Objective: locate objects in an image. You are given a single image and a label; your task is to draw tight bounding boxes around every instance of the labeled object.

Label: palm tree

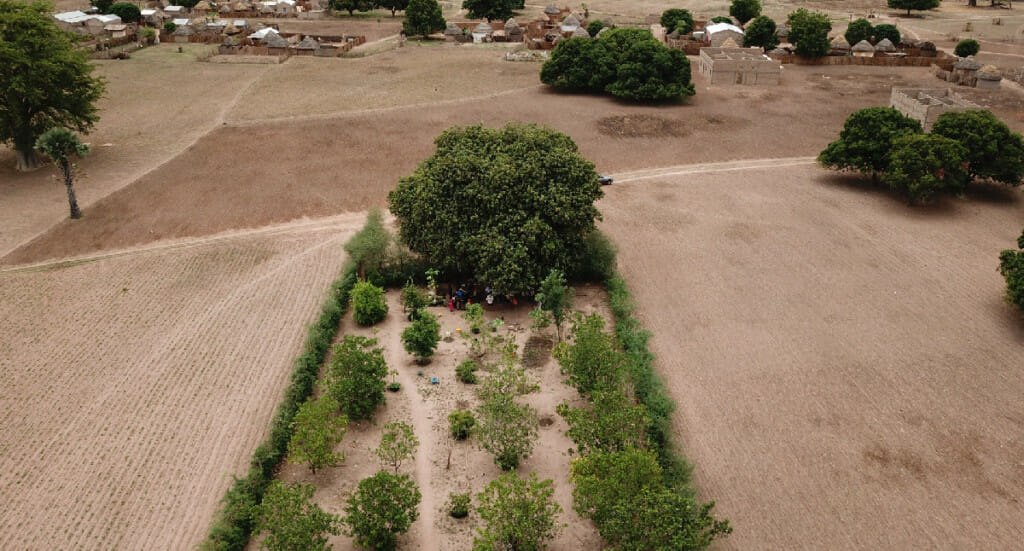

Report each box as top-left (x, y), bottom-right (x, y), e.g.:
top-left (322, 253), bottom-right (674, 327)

top-left (36, 128), bottom-right (89, 219)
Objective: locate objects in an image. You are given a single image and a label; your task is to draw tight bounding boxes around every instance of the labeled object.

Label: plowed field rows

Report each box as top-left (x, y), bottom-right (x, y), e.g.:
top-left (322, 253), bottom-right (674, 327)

top-left (600, 162), bottom-right (1024, 549)
top-left (0, 219), bottom-right (359, 549)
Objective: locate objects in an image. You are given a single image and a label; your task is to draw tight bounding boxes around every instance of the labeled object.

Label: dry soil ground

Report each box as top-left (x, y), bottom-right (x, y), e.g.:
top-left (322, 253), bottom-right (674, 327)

top-left (0, 215), bottom-right (362, 549)
top-left (4, 2), bottom-right (1024, 549)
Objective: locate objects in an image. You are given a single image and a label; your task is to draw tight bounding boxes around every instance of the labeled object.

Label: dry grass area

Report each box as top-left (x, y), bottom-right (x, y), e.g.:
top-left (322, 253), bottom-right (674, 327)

top-left (226, 46), bottom-right (540, 123)
top-left (0, 43), bottom-right (267, 257)
top-left (0, 217), bottom-right (361, 549)
top-left (600, 162), bottom-right (1024, 549)
top-left (274, 289), bottom-right (609, 550)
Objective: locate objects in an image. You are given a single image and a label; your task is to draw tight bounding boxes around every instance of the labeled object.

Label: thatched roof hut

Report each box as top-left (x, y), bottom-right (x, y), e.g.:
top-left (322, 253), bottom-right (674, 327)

top-left (851, 39), bottom-right (874, 55)
top-left (874, 38), bottom-right (896, 52)
top-left (444, 22), bottom-right (462, 38)
top-left (561, 14), bottom-right (579, 28)
top-left (192, 0), bottom-right (212, 12)
top-left (978, 65), bottom-right (1001, 80)
top-left (830, 36), bottom-right (850, 51)
top-left (222, 35), bottom-right (240, 46)
top-left (224, 23), bottom-right (239, 35)
top-left (262, 31), bottom-right (290, 47)
top-left (473, 22), bottom-right (493, 34)
top-left (294, 35), bottom-right (320, 50)
top-left (173, 24), bottom-right (194, 36)
top-left (543, 4), bottom-right (560, 15)
top-left (571, 26), bottom-right (589, 38)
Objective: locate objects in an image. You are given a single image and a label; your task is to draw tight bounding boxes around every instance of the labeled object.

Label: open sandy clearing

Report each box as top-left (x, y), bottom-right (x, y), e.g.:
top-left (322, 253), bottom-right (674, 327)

top-left (0, 215), bottom-right (361, 550)
top-left (599, 161), bottom-right (1024, 549)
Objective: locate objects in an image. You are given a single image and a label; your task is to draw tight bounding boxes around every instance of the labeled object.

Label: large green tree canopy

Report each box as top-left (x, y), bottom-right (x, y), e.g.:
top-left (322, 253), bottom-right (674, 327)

top-left (388, 123), bottom-right (603, 294)
top-left (888, 0), bottom-right (941, 16)
top-left (818, 107), bottom-right (922, 178)
top-left (930, 110), bottom-right (1024, 187)
top-left (0, 0), bottom-right (105, 170)
top-left (743, 15), bottom-right (778, 51)
top-left (729, 0), bottom-right (761, 27)
top-left (786, 8), bottom-right (832, 58)
top-left (540, 28), bottom-right (694, 102)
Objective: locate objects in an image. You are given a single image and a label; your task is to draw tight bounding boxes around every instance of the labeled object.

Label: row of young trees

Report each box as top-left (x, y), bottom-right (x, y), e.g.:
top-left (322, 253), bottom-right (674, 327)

top-left (818, 107), bottom-right (1024, 203)
top-left (844, 18), bottom-right (901, 47)
top-left (539, 28), bottom-right (695, 101)
top-left (554, 313), bottom-right (732, 550)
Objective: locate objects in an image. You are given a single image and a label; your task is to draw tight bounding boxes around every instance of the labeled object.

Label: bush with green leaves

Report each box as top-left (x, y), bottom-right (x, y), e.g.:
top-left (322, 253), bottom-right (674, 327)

top-left (556, 389), bottom-right (650, 455)
top-left (375, 421), bottom-right (419, 474)
top-left (256, 481), bottom-right (340, 551)
top-left (389, 123), bottom-right (604, 294)
top-left (91, 0), bottom-right (113, 13)
top-left (342, 471), bottom-right (421, 551)
top-left (288, 395), bottom-right (348, 474)
top-left (710, 15), bottom-right (732, 24)
top-left (448, 409), bottom-right (477, 440)
top-left (844, 18), bottom-right (873, 46)
top-left (743, 15), bottom-right (778, 51)
top-left (163, 21), bottom-right (177, 33)
top-left (447, 492), bottom-right (472, 518)
top-left (462, 0), bottom-right (518, 22)
top-left (818, 107), bottom-right (922, 179)
top-left (463, 303), bottom-right (485, 333)
top-left (586, 19), bottom-right (605, 37)
top-left (401, 280), bottom-right (428, 312)
top-left (536, 269), bottom-right (573, 341)
top-left (554, 313), bottom-right (628, 396)
top-left (402, 308), bottom-right (441, 364)
top-left (883, 133), bottom-right (969, 204)
top-left (350, 280), bottom-right (388, 325)
top-left (474, 471), bottom-right (562, 551)
top-left (872, 23), bottom-right (900, 45)
top-left (322, 335), bottom-right (388, 421)
top-left (475, 368), bottom-right (539, 469)
top-left (729, 0), bottom-right (760, 27)
top-left (999, 229), bottom-right (1024, 310)
top-left (659, 8), bottom-right (694, 34)
top-left (456, 359), bottom-right (480, 384)
top-left (345, 208), bottom-right (391, 281)
top-left (330, 0), bottom-right (373, 15)
top-left (786, 8), bottom-right (831, 58)
top-left (571, 449), bottom-right (731, 550)
top-left (931, 109), bottom-right (1024, 187)
top-left (955, 38), bottom-right (980, 58)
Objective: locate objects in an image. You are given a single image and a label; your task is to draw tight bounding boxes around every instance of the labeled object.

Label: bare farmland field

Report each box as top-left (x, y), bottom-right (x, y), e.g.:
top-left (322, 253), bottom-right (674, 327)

top-left (600, 162), bottom-right (1024, 549)
top-left (0, 217), bottom-right (361, 549)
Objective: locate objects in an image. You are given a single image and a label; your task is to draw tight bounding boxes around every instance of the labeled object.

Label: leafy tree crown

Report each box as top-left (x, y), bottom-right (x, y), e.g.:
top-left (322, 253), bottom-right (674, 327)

top-left (729, 0), bottom-right (761, 26)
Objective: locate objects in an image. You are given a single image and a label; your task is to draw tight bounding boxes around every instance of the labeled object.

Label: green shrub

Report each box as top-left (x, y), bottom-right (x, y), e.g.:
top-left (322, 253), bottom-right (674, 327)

top-left (350, 280), bottom-right (388, 325)
top-left (322, 335), bottom-right (388, 422)
top-left (845, 18), bottom-right (873, 46)
top-left (659, 8), bottom-right (694, 34)
top-left (342, 472), bottom-right (421, 551)
top-left (463, 303), bottom-right (485, 333)
top-left (456, 359), bottom-right (480, 384)
top-left (448, 409), bottom-right (477, 440)
top-left (401, 279), bottom-right (427, 312)
top-left (999, 228), bottom-right (1024, 309)
top-left (710, 15), bottom-right (732, 24)
top-left (954, 38), bottom-right (980, 57)
top-left (402, 308), bottom-right (441, 364)
top-left (108, 2), bottom-right (141, 22)
top-left (873, 23), bottom-right (900, 45)
top-left (447, 492), bottom-right (472, 518)
top-left (163, 21), bottom-right (177, 33)
top-left (586, 20), bottom-right (605, 37)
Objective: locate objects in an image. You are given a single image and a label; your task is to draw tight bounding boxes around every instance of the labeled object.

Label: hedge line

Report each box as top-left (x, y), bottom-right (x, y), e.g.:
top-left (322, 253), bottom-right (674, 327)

top-left (604, 274), bottom-right (693, 491)
top-left (201, 264), bottom-right (359, 550)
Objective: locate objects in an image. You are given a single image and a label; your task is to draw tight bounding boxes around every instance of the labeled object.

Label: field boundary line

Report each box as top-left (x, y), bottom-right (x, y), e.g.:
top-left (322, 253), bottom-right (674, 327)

top-left (226, 83), bottom-right (545, 127)
top-left (0, 213), bottom-right (365, 274)
top-left (610, 156), bottom-right (817, 183)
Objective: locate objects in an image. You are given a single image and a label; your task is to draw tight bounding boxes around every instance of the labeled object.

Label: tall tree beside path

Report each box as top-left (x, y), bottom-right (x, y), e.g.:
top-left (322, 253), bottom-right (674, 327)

top-left (786, 8), bottom-right (832, 58)
top-left (474, 471), bottom-right (562, 551)
top-left (888, 0), bottom-right (941, 16)
top-left (256, 481), bottom-right (340, 551)
top-left (35, 128), bottom-right (89, 219)
top-left (729, 0), bottom-right (760, 27)
top-left (817, 107), bottom-right (922, 180)
top-left (0, 0), bottom-right (105, 171)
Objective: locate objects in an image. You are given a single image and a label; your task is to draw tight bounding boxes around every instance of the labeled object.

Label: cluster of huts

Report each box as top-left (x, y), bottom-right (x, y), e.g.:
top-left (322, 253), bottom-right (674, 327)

top-left (54, 10), bottom-right (130, 38)
top-left (443, 5), bottom-right (592, 49)
top-left (219, 27), bottom-right (364, 57)
top-left (935, 56), bottom-right (1003, 89)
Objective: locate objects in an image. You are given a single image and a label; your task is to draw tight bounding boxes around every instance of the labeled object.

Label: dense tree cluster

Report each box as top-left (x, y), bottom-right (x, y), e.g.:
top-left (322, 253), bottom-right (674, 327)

top-left (819, 107), bottom-right (1024, 203)
top-left (873, 23), bottom-right (901, 45)
top-left (462, 0), bottom-right (523, 22)
top-left (321, 335), bottom-right (388, 421)
top-left (845, 18), bottom-right (874, 45)
top-left (540, 28), bottom-right (695, 101)
top-left (556, 314), bottom-right (732, 550)
top-left (389, 123), bottom-right (604, 295)
top-left (786, 8), bottom-right (831, 58)
top-left (1, 1), bottom-right (106, 171)
top-left (403, 0), bottom-right (445, 36)
top-left (660, 8), bottom-right (694, 34)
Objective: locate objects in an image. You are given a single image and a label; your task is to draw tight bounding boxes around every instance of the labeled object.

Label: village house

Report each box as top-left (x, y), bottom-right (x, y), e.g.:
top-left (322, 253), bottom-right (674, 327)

top-left (699, 47), bottom-right (781, 85)
top-left (704, 22), bottom-right (744, 47)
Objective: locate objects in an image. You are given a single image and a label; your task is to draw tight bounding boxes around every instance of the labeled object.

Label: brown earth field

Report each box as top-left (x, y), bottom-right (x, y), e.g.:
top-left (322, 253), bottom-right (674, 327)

top-left (10, 60), bottom-right (1024, 265)
top-left (0, 216), bottom-right (362, 549)
top-left (600, 162), bottom-right (1024, 549)
top-left (4, 6), bottom-right (1024, 549)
